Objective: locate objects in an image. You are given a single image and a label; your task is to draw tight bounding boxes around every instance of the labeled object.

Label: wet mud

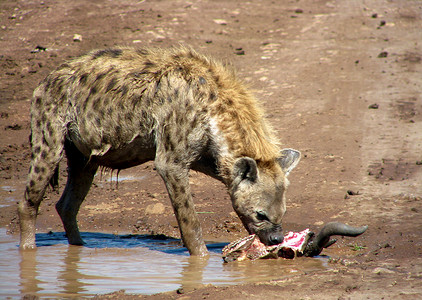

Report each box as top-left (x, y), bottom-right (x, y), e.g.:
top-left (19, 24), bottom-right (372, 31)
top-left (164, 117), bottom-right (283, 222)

top-left (1, 0), bottom-right (421, 298)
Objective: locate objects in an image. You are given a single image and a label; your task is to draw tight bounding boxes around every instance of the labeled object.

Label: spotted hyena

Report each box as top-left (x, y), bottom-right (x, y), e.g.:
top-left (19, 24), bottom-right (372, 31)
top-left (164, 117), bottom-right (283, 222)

top-left (19, 46), bottom-right (300, 255)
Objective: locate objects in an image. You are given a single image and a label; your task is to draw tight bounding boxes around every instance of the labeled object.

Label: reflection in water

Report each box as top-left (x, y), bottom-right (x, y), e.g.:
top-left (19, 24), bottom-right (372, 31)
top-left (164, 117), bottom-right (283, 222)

top-left (0, 230), bottom-right (20, 297)
top-left (0, 229), bottom-right (327, 298)
top-left (60, 246), bottom-right (86, 295)
top-left (180, 255), bottom-right (209, 292)
top-left (20, 250), bottom-right (42, 296)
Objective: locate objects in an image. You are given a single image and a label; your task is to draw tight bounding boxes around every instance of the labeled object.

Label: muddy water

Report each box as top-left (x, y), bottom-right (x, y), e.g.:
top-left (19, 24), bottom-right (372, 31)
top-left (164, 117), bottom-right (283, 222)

top-left (0, 228), bottom-right (327, 298)
top-left (1, 185), bottom-right (17, 208)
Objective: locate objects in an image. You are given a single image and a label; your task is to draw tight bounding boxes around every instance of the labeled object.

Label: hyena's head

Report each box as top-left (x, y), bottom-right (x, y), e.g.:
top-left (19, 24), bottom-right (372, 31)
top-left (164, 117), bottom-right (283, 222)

top-left (229, 149), bottom-right (301, 246)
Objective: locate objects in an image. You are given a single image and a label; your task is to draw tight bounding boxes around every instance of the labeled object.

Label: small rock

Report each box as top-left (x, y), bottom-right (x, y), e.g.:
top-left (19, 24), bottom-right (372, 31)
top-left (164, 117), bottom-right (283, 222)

top-left (5, 124), bottom-right (22, 130)
top-left (380, 243), bottom-right (391, 248)
top-left (378, 51), bottom-right (388, 58)
top-left (368, 103), bottom-right (379, 109)
top-left (30, 45), bottom-right (47, 53)
top-left (295, 8), bottom-right (304, 14)
top-left (73, 34), bottom-right (82, 42)
top-left (371, 13), bottom-right (378, 18)
top-left (373, 267), bottom-right (395, 275)
top-left (235, 48), bottom-right (245, 55)
top-left (213, 19), bottom-right (227, 25)
top-left (347, 190), bottom-right (360, 196)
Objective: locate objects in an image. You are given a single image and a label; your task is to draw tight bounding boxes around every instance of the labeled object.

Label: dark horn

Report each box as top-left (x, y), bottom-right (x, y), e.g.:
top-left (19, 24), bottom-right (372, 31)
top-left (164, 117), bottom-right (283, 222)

top-left (303, 222), bottom-right (368, 257)
top-left (317, 222), bottom-right (368, 238)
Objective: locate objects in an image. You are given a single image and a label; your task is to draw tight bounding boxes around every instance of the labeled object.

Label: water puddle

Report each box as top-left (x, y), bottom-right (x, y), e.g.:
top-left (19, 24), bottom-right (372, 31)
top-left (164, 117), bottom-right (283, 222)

top-left (105, 175), bottom-right (146, 182)
top-left (0, 196), bottom-right (15, 208)
top-left (93, 173), bottom-right (147, 188)
top-left (0, 228), bottom-right (328, 298)
top-left (1, 185), bottom-right (16, 192)
top-left (0, 185), bottom-right (17, 208)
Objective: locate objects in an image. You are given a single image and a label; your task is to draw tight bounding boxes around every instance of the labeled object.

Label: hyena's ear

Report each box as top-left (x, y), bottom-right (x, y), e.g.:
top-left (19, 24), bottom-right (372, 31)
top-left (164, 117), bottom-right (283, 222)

top-left (278, 148), bottom-right (301, 176)
top-left (233, 157), bottom-right (258, 183)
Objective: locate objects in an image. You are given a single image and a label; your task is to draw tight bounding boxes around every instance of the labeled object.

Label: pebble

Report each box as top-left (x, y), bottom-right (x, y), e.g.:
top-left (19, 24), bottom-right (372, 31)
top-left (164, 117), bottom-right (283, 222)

top-left (213, 19), bottom-right (227, 25)
top-left (73, 34), bottom-right (82, 42)
top-left (235, 49), bottom-right (245, 55)
top-left (31, 45), bottom-right (47, 53)
top-left (373, 267), bottom-right (396, 275)
top-left (378, 51), bottom-right (388, 58)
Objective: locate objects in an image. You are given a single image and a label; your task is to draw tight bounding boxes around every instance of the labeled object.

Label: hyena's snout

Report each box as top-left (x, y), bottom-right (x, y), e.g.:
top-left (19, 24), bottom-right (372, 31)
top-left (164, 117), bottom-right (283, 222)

top-left (256, 224), bottom-right (284, 246)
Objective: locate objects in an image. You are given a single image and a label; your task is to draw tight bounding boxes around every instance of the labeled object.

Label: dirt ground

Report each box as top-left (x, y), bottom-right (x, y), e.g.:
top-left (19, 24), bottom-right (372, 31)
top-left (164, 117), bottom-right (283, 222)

top-left (1, 0), bottom-right (421, 298)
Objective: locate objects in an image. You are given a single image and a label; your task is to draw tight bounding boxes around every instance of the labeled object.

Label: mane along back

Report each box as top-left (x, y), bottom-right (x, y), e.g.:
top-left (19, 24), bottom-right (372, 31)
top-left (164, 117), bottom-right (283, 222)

top-left (130, 46), bottom-right (281, 163)
top-left (204, 57), bottom-right (280, 164)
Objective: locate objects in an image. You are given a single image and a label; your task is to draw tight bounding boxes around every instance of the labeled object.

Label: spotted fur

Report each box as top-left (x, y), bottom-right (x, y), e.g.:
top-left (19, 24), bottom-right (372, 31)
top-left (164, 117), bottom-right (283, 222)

top-left (18, 46), bottom-right (300, 255)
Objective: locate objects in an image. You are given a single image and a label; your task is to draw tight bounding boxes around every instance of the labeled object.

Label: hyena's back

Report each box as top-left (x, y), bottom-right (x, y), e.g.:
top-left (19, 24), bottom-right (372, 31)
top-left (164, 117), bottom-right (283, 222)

top-left (33, 46), bottom-right (226, 168)
top-left (21, 46), bottom-right (285, 254)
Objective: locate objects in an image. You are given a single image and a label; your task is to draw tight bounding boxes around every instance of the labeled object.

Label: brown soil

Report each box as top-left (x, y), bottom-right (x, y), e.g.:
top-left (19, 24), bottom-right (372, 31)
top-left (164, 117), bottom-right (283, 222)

top-left (1, 0), bottom-right (421, 298)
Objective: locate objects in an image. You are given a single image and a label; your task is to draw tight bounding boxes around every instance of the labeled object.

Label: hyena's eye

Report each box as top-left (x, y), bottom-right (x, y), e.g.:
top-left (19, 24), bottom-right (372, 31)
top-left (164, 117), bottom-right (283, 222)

top-left (256, 211), bottom-right (270, 222)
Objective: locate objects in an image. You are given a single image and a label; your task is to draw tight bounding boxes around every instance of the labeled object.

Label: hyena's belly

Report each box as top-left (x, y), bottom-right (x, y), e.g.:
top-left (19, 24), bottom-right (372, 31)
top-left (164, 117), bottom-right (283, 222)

top-left (68, 121), bottom-right (156, 169)
top-left (94, 137), bottom-right (156, 169)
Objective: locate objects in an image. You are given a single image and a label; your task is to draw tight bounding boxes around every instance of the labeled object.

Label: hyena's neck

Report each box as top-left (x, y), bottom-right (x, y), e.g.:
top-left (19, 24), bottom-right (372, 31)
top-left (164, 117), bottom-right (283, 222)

top-left (188, 116), bottom-right (233, 185)
top-left (206, 90), bottom-right (281, 177)
top-left (205, 78), bottom-right (280, 178)
top-left (206, 117), bottom-right (239, 186)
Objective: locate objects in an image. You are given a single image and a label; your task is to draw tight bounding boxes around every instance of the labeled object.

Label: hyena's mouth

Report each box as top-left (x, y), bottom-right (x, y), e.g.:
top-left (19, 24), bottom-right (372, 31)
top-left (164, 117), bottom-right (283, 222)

top-left (254, 224), bottom-right (284, 246)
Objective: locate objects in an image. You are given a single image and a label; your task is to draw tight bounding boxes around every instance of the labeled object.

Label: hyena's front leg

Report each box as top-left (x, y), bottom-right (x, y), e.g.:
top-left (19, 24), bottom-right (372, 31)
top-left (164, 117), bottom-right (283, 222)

top-left (154, 153), bottom-right (208, 256)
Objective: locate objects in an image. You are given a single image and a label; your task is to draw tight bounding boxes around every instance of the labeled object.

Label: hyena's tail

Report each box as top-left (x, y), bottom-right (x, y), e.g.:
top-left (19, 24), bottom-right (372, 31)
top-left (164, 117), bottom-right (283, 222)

top-left (50, 166), bottom-right (60, 191)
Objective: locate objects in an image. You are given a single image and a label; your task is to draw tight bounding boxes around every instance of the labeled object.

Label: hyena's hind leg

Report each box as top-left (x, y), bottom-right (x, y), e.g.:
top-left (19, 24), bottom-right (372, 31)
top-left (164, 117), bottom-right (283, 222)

top-left (19, 128), bottom-right (65, 249)
top-left (55, 139), bottom-right (98, 245)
